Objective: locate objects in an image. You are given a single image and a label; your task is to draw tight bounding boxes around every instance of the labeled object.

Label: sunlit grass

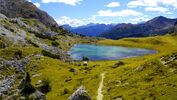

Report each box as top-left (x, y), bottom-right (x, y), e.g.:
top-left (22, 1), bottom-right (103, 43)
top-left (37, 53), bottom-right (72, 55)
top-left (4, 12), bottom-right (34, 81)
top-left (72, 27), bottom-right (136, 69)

top-left (1, 34), bottom-right (176, 99)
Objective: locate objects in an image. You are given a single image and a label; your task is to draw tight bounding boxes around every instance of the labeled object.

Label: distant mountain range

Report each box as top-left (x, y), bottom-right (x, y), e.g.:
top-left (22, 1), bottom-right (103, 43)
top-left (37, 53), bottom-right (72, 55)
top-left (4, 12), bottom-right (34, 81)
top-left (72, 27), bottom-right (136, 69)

top-left (62, 23), bottom-right (115, 36)
top-left (100, 16), bottom-right (177, 39)
top-left (63, 16), bottom-right (177, 39)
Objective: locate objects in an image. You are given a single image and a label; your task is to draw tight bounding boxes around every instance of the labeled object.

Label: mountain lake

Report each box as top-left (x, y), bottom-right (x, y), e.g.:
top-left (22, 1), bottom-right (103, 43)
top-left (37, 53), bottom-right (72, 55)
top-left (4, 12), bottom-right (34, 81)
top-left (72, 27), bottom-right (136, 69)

top-left (67, 44), bottom-right (157, 61)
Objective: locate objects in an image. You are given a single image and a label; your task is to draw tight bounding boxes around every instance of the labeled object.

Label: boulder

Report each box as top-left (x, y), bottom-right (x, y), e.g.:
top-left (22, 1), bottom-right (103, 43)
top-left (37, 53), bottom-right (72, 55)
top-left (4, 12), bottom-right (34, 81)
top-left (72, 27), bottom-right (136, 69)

top-left (30, 91), bottom-right (46, 100)
top-left (68, 86), bottom-right (91, 100)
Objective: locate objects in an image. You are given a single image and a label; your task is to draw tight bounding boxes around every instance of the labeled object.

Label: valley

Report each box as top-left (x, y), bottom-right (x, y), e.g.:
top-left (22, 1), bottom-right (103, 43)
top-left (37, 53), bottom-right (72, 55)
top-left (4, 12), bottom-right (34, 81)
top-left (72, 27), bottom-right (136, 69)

top-left (27, 34), bottom-right (177, 100)
top-left (0, 0), bottom-right (177, 100)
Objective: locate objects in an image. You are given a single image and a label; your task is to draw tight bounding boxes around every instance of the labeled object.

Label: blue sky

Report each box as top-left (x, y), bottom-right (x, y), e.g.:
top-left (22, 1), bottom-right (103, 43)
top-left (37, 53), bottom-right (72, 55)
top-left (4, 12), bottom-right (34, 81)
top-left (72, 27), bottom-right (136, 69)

top-left (29, 0), bottom-right (177, 27)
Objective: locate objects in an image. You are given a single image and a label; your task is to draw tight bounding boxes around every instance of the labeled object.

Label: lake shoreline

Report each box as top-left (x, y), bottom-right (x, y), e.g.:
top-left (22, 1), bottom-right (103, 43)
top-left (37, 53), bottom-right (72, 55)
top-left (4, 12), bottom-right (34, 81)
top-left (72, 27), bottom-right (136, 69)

top-left (67, 44), bottom-right (157, 61)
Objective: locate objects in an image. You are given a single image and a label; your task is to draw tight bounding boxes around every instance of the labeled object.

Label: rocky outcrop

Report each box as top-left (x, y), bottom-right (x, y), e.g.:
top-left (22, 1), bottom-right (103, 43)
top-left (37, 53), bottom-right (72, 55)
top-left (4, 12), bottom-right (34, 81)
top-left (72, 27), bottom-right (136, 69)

top-left (68, 86), bottom-right (91, 100)
top-left (0, 57), bottom-right (30, 73)
top-left (0, 75), bottom-right (15, 95)
top-left (0, 13), bottom-right (57, 45)
top-left (10, 17), bottom-right (52, 35)
top-left (18, 76), bottom-right (46, 100)
top-left (30, 90), bottom-right (46, 100)
top-left (0, 16), bottom-right (28, 44)
top-left (0, 0), bottom-right (58, 27)
top-left (0, 13), bottom-right (7, 19)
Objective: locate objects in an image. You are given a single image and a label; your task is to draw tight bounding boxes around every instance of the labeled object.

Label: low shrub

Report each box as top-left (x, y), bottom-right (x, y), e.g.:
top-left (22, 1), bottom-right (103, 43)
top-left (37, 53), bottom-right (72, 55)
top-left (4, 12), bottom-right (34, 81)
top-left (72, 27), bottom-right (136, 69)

top-left (112, 61), bottom-right (124, 68)
top-left (21, 72), bottom-right (36, 95)
top-left (82, 56), bottom-right (89, 61)
top-left (35, 33), bottom-right (56, 41)
top-left (0, 41), bottom-right (6, 49)
top-left (27, 39), bottom-right (39, 47)
top-left (3, 25), bottom-right (15, 32)
top-left (41, 50), bottom-right (60, 59)
top-left (69, 68), bottom-right (76, 73)
top-left (14, 49), bottom-right (23, 58)
top-left (21, 83), bottom-right (36, 95)
top-left (38, 78), bottom-right (51, 94)
top-left (51, 41), bottom-right (59, 46)
top-left (63, 88), bottom-right (69, 95)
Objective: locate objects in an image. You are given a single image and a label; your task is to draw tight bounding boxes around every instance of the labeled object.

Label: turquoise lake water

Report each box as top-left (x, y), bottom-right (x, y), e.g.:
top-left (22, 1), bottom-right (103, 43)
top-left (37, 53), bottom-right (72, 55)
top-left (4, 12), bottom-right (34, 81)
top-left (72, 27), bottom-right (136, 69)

top-left (67, 44), bottom-right (156, 61)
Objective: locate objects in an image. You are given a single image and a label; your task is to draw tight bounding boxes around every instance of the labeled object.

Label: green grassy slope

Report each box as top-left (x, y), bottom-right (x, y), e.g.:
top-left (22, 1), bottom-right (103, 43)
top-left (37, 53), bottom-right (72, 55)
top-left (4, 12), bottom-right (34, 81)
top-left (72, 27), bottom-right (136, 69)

top-left (0, 15), bottom-right (98, 99)
top-left (98, 34), bottom-right (177, 100)
top-left (1, 14), bottom-right (177, 99)
top-left (29, 34), bottom-right (177, 100)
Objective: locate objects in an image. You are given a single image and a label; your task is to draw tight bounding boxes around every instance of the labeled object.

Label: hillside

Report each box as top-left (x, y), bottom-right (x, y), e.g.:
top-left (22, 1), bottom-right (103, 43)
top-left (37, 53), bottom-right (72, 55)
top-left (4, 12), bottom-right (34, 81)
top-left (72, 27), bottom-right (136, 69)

top-left (0, 0), bottom-right (177, 100)
top-left (27, 33), bottom-right (177, 100)
top-left (98, 34), bottom-right (177, 99)
top-left (0, 0), bottom-right (58, 27)
top-left (0, 12), bottom-right (98, 99)
top-left (99, 16), bottom-right (177, 39)
top-left (0, 0), bottom-right (98, 99)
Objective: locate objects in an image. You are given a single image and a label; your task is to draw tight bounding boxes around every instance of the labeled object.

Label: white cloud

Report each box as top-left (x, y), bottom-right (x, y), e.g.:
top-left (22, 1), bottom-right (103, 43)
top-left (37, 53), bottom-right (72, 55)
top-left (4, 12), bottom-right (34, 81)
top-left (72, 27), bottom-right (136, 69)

top-left (106, 2), bottom-right (120, 7)
top-left (128, 0), bottom-right (177, 9)
top-left (41, 0), bottom-right (82, 6)
top-left (56, 16), bottom-right (84, 27)
top-left (82, 16), bottom-right (114, 25)
top-left (56, 16), bottom-right (116, 27)
top-left (145, 7), bottom-right (171, 14)
top-left (128, 0), bottom-right (158, 7)
top-left (169, 17), bottom-right (176, 19)
top-left (27, 0), bottom-right (32, 2)
top-left (34, 2), bottom-right (41, 7)
top-left (97, 9), bottom-right (143, 17)
top-left (27, 0), bottom-right (40, 8)
top-left (161, 0), bottom-right (177, 9)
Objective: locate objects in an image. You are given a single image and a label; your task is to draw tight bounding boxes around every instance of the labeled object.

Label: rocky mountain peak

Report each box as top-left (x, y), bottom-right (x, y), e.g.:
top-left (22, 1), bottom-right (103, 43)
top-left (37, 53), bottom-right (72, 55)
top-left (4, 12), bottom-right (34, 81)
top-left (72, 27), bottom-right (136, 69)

top-left (146, 16), bottom-right (175, 26)
top-left (0, 0), bottom-right (58, 27)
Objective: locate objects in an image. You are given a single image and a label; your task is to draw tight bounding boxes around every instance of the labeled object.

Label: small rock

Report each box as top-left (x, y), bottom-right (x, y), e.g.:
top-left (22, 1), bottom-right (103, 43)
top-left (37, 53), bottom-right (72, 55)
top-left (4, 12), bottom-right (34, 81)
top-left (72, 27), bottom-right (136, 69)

top-left (35, 80), bottom-right (42, 86)
top-left (69, 68), bottom-right (76, 73)
top-left (83, 61), bottom-right (88, 66)
top-left (32, 73), bottom-right (42, 78)
top-left (135, 66), bottom-right (144, 71)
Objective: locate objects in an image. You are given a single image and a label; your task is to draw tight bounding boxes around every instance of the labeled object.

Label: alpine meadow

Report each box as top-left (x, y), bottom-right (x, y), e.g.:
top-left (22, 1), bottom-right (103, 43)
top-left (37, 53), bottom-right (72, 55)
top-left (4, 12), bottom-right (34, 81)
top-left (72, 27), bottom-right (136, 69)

top-left (0, 0), bottom-right (177, 100)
